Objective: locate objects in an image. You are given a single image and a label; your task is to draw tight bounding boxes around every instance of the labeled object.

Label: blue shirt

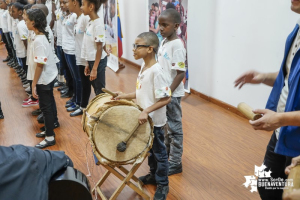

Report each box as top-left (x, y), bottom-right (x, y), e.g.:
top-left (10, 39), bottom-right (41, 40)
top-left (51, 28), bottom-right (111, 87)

top-left (266, 24), bottom-right (300, 157)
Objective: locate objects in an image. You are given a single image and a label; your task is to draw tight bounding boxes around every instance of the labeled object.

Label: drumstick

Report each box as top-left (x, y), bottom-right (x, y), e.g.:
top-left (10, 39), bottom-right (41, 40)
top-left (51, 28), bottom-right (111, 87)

top-left (117, 123), bottom-right (140, 152)
top-left (102, 88), bottom-right (117, 98)
top-left (237, 102), bottom-right (263, 120)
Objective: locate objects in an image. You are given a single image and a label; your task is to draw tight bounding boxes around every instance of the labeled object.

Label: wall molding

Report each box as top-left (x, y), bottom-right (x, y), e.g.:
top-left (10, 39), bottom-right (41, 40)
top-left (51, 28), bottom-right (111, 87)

top-left (119, 57), bottom-right (246, 119)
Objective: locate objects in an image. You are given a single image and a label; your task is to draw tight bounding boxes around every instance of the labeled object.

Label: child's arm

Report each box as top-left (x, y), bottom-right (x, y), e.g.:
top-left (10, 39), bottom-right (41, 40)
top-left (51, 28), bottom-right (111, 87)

top-left (90, 42), bottom-right (103, 81)
top-left (139, 97), bottom-right (171, 124)
top-left (114, 92), bottom-right (136, 100)
top-left (170, 70), bottom-right (185, 92)
top-left (32, 63), bottom-right (44, 99)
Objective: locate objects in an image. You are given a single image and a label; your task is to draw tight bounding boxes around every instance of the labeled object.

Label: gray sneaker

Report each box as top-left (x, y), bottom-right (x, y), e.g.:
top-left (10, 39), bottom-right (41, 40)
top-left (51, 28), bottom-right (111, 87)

top-left (154, 185), bottom-right (169, 200)
top-left (139, 174), bottom-right (156, 185)
top-left (168, 162), bottom-right (182, 176)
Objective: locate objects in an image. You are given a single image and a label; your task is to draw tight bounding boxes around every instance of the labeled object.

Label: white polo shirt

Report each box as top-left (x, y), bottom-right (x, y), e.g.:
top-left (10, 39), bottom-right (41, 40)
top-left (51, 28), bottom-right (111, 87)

top-left (157, 38), bottom-right (186, 97)
top-left (74, 13), bottom-right (89, 66)
top-left (15, 20), bottom-right (28, 58)
top-left (136, 62), bottom-right (171, 127)
top-left (1, 10), bottom-right (8, 33)
top-left (55, 9), bottom-right (63, 46)
top-left (33, 34), bottom-right (58, 85)
top-left (81, 17), bottom-right (106, 61)
top-left (62, 13), bottom-right (76, 55)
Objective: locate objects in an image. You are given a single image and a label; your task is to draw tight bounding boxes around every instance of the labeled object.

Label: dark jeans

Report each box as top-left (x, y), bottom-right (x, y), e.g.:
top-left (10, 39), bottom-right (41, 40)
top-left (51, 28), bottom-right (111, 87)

top-left (36, 79), bottom-right (58, 137)
top-left (257, 132), bottom-right (293, 200)
top-left (20, 57), bottom-right (28, 74)
top-left (88, 56), bottom-right (107, 95)
top-left (4, 32), bottom-right (15, 60)
top-left (56, 46), bottom-right (64, 76)
top-left (61, 50), bottom-right (73, 92)
top-left (149, 126), bottom-right (169, 186)
top-left (1, 29), bottom-right (10, 57)
top-left (64, 53), bottom-right (82, 105)
top-left (78, 65), bottom-right (91, 108)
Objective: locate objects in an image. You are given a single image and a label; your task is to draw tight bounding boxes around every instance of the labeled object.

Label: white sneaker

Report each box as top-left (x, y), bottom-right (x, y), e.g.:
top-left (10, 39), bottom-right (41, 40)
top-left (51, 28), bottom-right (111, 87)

top-left (25, 86), bottom-right (31, 92)
top-left (23, 83), bottom-right (30, 88)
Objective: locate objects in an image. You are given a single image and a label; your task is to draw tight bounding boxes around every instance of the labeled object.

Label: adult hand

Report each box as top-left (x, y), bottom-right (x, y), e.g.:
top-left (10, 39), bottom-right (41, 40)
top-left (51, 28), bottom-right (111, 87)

top-left (234, 70), bottom-right (266, 89)
top-left (84, 66), bottom-right (90, 76)
top-left (249, 109), bottom-right (281, 131)
top-left (285, 156), bottom-right (300, 175)
top-left (138, 111), bottom-right (148, 125)
top-left (89, 69), bottom-right (97, 81)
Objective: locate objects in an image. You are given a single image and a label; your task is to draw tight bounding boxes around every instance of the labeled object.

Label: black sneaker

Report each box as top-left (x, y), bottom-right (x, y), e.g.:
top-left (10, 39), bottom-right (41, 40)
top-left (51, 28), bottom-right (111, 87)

top-left (35, 138), bottom-right (56, 149)
top-left (70, 108), bottom-right (83, 117)
top-left (154, 185), bottom-right (169, 200)
top-left (139, 174), bottom-right (156, 185)
top-left (66, 97), bottom-right (75, 105)
top-left (32, 109), bottom-right (42, 116)
top-left (40, 121), bottom-right (60, 131)
top-left (57, 85), bottom-right (68, 91)
top-left (3, 56), bottom-right (11, 62)
top-left (168, 163), bottom-right (182, 176)
top-left (0, 111), bottom-right (4, 119)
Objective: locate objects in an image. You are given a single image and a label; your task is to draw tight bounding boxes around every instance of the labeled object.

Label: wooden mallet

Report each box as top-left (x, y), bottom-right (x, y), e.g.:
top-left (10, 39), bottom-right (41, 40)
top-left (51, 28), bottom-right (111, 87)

top-left (117, 123), bottom-right (140, 152)
top-left (102, 88), bottom-right (117, 98)
top-left (237, 102), bottom-right (263, 120)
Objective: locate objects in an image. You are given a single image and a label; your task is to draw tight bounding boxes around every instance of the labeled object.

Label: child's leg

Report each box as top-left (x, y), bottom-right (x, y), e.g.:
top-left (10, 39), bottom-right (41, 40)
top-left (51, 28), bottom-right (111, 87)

top-left (61, 51), bottom-right (74, 97)
top-left (1, 31), bottom-right (11, 59)
top-left (166, 97), bottom-right (183, 170)
top-left (78, 65), bottom-right (91, 108)
top-left (88, 56), bottom-right (107, 95)
top-left (4, 33), bottom-right (14, 62)
top-left (152, 126), bottom-right (169, 186)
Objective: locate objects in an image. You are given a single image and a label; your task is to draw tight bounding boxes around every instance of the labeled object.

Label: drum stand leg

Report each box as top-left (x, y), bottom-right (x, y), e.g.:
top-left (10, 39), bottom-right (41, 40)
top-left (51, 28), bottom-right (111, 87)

top-left (92, 156), bottom-right (150, 200)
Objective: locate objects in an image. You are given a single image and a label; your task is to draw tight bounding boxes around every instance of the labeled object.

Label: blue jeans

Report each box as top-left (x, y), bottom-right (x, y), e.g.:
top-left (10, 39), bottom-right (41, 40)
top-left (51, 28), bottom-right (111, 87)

top-left (165, 97), bottom-right (183, 166)
top-left (149, 126), bottom-right (169, 186)
top-left (257, 132), bottom-right (292, 200)
top-left (88, 56), bottom-right (107, 95)
top-left (64, 53), bottom-right (82, 105)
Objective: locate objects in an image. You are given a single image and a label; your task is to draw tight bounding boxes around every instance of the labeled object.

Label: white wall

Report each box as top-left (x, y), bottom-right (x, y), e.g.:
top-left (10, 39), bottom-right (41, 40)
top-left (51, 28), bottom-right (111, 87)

top-left (119, 0), bottom-right (299, 109)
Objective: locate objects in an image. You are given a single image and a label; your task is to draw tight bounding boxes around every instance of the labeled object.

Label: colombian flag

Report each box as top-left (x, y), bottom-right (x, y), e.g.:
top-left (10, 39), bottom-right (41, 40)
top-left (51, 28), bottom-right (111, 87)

top-left (117, 0), bottom-right (123, 58)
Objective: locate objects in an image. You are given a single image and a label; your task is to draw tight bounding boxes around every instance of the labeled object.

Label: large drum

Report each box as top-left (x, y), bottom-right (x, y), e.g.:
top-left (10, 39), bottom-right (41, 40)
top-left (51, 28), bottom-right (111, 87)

top-left (85, 99), bottom-right (154, 165)
top-left (82, 93), bottom-right (112, 137)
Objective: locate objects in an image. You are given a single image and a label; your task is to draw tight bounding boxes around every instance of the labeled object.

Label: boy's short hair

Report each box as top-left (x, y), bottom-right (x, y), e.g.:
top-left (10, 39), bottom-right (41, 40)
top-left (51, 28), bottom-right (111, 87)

top-left (137, 32), bottom-right (159, 53)
top-left (161, 8), bottom-right (181, 24)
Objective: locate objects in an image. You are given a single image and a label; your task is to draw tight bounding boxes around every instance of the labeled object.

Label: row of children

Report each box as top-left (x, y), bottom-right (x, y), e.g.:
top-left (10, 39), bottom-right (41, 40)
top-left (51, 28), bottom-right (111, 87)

top-left (0, 0), bottom-right (186, 198)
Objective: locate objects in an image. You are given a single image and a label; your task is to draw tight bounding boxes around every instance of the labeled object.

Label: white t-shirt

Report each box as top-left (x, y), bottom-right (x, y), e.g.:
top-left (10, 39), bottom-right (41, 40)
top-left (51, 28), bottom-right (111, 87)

top-left (55, 9), bottom-right (63, 46)
top-left (1, 10), bottom-right (8, 33)
top-left (81, 17), bottom-right (107, 61)
top-left (62, 13), bottom-right (76, 55)
top-left (11, 19), bottom-right (18, 47)
top-left (7, 14), bottom-right (12, 32)
top-left (32, 34), bottom-right (58, 85)
top-left (136, 62), bottom-right (171, 127)
top-left (46, 25), bottom-right (59, 63)
top-left (15, 20), bottom-right (28, 58)
top-left (275, 21), bottom-right (300, 139)
top-left (26, 30), bottom-right (35, 67)
top-left (75, 13), bottom-right (89, 66)
top-left (157, 38), bottom-right (186, 97)
top-left (0, 9), bottom-right (4, 28)
top-left (46, 0), bottom-right (52, 26)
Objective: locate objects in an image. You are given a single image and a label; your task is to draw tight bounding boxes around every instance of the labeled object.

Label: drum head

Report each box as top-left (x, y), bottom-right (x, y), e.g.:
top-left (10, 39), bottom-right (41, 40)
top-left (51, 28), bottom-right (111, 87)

top-left (82, 93), bottom-right (112, 137)
top-left (92, 103), bottom-right (152, 163)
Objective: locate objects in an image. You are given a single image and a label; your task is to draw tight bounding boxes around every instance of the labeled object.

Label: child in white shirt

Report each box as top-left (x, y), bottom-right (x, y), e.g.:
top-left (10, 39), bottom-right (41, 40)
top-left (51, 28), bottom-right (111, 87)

top-left (115, 32), bottom-right (171, 200)
top-left (81, 0), bottom-right (107, 95)
top-left (25, 8), bottom-right (58, 149)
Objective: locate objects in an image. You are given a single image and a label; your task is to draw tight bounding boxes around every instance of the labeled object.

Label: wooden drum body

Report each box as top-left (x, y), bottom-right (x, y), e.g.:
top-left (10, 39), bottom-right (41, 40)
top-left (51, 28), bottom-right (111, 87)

top-left (84, 98), bottom-right (154, 165)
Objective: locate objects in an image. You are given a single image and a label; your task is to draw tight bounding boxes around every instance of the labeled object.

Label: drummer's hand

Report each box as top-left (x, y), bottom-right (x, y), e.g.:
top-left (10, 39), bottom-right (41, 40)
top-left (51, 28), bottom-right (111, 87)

top-left (234, 70), bottom-right (266, 89)
top-left (249, 109), bottom-right (281, 131)
top-left (285, 156), bottom-right (300, 175)
top-left (113, 92), bottom-right (124, 100)
top-left (138, 111), bottom-right (148, 124)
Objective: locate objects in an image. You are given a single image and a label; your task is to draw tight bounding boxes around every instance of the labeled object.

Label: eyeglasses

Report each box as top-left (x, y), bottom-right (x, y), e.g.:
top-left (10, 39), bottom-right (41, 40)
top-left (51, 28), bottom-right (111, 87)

top-left (133, 44), bottom-right (151, 49)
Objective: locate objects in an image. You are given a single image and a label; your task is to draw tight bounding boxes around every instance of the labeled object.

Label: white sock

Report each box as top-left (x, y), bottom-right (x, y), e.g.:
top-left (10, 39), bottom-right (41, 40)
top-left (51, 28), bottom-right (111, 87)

top-left (46, 136), bottom-right (54, 141)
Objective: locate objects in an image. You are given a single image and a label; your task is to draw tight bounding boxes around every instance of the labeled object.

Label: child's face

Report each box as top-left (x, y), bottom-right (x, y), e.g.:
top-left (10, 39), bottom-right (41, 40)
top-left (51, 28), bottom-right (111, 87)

top-left (22, 10), bottom-right (27, 21)
top-left (27, 0), bottom-right (35, 4)
top-left (63, 0), bottom-right (69, 12)
top-left (25, 17), bottom-right (34, 31)
top-left (66, 0), bottom-right (75, 12)
top-left (60, 0), bottom-right (64, 11)
top-left (158, 15), bottom-right (179, 38)
top-left (81, 0), bottom-right (91, 16)
top-left (132, 37), bottom-right (151, 60)
top-left (0, 1), bottom-right (6, 9)
top-left (11, 5), bottom-right (20, 19)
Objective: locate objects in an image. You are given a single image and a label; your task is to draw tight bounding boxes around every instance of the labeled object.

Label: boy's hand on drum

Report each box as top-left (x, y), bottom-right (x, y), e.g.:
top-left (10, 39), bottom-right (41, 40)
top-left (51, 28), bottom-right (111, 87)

top-left (138, 111), bottom-right (148, 124)
top-left (234, 70), bottom-right (266, 89)
top-left (84, 66), bottom-right (90, 76)
top-left (113, 92), bottom-right (124, 100)
top-left (285, 156), bottom-right (300, 175)
top-left (249, 109), bottom-right (281, 131)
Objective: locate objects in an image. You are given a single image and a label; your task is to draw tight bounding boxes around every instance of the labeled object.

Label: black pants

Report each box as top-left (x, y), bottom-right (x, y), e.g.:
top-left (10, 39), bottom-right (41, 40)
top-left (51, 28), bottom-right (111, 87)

top-left (1, 29), bottom-right (10, 57)
top-left (88, 56), bottom-right (107, 95)
top-left (4, 32), bottom-right (15, 60)
top-left (61, 50), bottom-right (73, 92)
top-left (20, 57), bottom-right (28, 73)
top-left (78, 65), bottom-right (90, 108)
top-left (36, 79), bottom-right (58, 137)
top-left (28, 80), bottom-right (38, 101)
top-left (257, 132), bottom-right (292, 200)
